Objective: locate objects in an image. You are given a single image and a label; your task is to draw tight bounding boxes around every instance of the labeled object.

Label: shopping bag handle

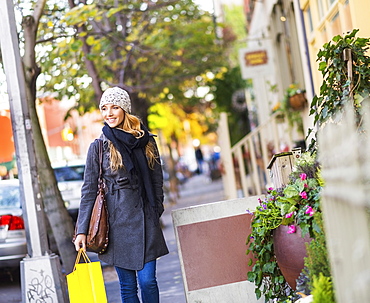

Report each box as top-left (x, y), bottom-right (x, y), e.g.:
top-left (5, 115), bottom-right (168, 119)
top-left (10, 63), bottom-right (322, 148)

top-left (73, 248), bottom-right (92, 271)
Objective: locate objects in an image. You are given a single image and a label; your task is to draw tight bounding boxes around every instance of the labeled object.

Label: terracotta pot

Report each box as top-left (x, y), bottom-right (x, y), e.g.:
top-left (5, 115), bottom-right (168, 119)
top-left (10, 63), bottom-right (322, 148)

top-left (273, 225), bottom-right (312, 289)
top-left (289, 93), bottom-right (307, 110)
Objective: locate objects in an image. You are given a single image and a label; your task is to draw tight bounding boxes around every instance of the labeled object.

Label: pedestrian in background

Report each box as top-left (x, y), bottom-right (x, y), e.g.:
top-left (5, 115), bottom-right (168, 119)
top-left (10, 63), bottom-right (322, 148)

top-left (195, 146), bottom-right (204, 174)
top-left (74, 87), bottom-right (169, 303)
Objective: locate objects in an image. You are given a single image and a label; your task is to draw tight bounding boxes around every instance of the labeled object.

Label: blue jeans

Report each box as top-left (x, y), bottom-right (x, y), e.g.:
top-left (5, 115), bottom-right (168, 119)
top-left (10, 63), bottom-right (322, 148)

top-left (115, 260), bottom-right (159, 303)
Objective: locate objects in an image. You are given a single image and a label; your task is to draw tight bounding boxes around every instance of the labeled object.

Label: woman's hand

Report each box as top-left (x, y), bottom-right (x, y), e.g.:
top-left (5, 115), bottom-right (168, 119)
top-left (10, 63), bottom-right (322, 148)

top-left (74, 234), bottom-right (87, 251)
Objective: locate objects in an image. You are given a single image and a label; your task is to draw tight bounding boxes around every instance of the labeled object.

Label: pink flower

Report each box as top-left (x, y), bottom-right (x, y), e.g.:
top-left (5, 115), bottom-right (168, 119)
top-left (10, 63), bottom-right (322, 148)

top-left (300, 173), bottom-right (307, 180)
top-left (305, 206), bottom-right (315, 216)
top-left (304, 183), bottom-right (309, 188)
top-left (287, 225), bottom-right (296, 234)
top-left (268, 187), bottom-right (273, 191)
top-left (285, 212), bottom-right (294, 218)
top-left (300, 191), bottom-right (308, 199)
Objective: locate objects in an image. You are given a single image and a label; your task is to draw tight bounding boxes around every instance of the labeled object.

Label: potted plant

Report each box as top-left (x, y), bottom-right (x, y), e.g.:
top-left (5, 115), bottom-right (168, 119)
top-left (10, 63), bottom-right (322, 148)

top-left (284, 84), bottom-right (307, 111)
top-left (271, 84), bottom-right (307, 134)
top-left (246, 152), bottom-right (323, 302)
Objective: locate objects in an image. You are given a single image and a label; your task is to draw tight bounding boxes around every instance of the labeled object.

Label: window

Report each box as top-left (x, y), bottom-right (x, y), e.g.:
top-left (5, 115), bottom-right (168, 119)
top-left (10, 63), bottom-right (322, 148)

top-left (317, 0), bottom-right (324, 20)
top-left (54, 165), bottom-right (85, 182)
top-left (0, 184), bottom-right (20, 208)
top-left (306, 6), bottom-right (314, 33)
top-left (331, 11), bottom-right (341, 37)
top-left (320, 26), bottom-right (328, 43)
top-left (327, 0), bottom-right (336, 8)
top-left (342, 0), bottom-right (353, 32)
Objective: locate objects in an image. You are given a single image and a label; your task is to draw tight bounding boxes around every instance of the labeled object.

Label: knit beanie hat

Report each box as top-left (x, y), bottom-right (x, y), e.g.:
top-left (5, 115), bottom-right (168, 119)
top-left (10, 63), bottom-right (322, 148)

top-left (99, 87), bottom-right (131, 113)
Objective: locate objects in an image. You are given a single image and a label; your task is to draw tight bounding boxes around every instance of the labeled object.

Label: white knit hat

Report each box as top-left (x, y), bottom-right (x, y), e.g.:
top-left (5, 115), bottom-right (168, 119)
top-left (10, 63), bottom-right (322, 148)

top-left (99, 87), bottom-right (131, 113)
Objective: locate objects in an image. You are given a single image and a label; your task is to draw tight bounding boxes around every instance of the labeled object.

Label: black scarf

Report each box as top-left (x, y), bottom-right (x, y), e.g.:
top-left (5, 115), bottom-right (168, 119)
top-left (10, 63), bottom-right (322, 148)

top-left (102, 123), bottom-right (157, 214)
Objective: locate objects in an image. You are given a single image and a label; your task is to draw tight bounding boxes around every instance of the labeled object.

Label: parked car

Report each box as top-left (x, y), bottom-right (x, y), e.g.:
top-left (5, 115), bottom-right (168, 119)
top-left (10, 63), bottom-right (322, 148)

top-left (0, 179), bottom-right (27, 269)
top-left (53, 162), bottom-right (85, 222)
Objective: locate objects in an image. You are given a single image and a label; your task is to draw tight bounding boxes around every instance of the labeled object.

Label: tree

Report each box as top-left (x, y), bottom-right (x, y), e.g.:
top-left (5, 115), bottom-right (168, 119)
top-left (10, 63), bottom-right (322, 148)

top-left (2, 0), bottom-right (234, 272)
top-left (34, 0), bottom-right (231, 206)
top-left (38, 0), bottom-right (228, 124)
top-left (207, 4), bottom-right (251, 145)
top-left (4, 0), bottom-right (77, 272)
top-left (3, 0), bottom-right (231, 272)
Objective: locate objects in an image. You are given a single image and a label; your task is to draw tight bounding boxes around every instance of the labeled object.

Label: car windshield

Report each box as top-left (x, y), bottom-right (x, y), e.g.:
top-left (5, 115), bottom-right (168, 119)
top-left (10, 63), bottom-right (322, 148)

top-left (54, 165), bottom-right (85, 182)
top-left (0, 184), bottom-right (20, 208)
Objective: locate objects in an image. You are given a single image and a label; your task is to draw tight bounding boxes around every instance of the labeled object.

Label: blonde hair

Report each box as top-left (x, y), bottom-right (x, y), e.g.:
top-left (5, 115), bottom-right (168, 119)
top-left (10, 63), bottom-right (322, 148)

top-left (109, 113), bottom-right (159, 171)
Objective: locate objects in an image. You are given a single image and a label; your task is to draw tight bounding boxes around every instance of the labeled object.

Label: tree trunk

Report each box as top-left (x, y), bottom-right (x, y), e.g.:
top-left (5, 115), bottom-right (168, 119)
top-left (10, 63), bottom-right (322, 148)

top-left (27, 90), bottom-right (76, 273)
top-left (68, 0), bottom-right (102, 106)
top-left (167, 141), bottom-right (179, 201)
top-left (130, 92), bottom-right (150, 125)
top-left (22, 4), bottom-right (76, 273)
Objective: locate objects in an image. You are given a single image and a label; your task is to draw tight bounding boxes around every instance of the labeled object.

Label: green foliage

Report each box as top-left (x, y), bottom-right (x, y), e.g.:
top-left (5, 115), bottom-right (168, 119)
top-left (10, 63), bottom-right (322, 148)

top-left (223, 4), bottom-right (248, 66)
top-left (36, 0), bottom-right (229, 117)
top-left (247, 152), bottom-right (322, 301)
top-left (275, 152), bottom-right (322, 237)
top-left (308, 29), bottom-right (370, 152)
top-left (312, 273), bottom-right (335, 303)
top-left (209, 66), bottom-right (251, 144)
top-left (278, 84), bottom-right (306, 134)
top-left (148, 102), bottom-right (184, 138)
top-left (246, 189), bottom-right (292, 301)
top-left (304, 212), bottom-right (332, 289)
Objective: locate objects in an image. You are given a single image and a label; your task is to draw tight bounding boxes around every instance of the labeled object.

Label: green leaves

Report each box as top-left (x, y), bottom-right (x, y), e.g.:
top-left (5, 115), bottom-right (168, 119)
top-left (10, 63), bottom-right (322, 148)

top-left (262, 261), bottom-right (277, 274)
top-left (70, 39), bottom-right (82, 51)
top-left (64, 3), bottom-right (100, 26)
top-left (246, 192), bottom-right (292, 301)
top-left (318, 61), bottom-right (327, 71)
top-left (37, 0), bottom-right (229, 124)
top-left (284, 184), bottom-right (300, 198)
top-left (308, 29), bottom-right (370, 152)
top-left (246, 153), bottom-right (323, 301)
top-left (106, 6), bottom-right (125, 18)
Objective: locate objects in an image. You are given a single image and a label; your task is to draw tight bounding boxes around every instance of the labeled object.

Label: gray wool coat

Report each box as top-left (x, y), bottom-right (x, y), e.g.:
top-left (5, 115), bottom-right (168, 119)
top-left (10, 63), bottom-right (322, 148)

top-left (76, 134), bottom-right (169, 270)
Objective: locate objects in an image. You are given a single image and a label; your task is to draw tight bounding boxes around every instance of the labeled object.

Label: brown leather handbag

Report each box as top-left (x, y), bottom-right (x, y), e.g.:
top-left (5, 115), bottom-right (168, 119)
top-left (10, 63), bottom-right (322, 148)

top-left (73, 139), bottom-right (109, 254)
top-left (86, 139), bottom-right (109, 254)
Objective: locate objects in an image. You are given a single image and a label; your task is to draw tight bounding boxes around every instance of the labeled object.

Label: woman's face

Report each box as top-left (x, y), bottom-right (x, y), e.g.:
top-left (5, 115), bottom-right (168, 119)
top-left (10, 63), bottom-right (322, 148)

top-left (101, 103), bottom-right (125, 128)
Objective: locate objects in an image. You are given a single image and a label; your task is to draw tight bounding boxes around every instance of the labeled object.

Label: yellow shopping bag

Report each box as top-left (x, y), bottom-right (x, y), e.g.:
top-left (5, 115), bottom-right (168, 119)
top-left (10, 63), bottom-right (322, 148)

top-left (66, 248), bottom-right (107, 303)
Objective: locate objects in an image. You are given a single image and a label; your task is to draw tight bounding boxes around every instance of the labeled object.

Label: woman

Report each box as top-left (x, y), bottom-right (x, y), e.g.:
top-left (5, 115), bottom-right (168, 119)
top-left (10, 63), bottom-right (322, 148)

top-left (74, 87), bottom-right (169, 303)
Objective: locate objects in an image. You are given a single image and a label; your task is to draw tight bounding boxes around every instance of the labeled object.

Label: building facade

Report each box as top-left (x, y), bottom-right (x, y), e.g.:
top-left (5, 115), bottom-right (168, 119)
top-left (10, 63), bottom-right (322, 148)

top-left (243, 0), bottom-right (370, 140)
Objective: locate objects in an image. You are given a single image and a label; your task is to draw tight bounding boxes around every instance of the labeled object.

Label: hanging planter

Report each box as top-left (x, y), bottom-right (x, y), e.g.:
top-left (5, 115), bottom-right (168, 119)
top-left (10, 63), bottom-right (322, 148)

top-left (289, 92), bottom-right (307, 111)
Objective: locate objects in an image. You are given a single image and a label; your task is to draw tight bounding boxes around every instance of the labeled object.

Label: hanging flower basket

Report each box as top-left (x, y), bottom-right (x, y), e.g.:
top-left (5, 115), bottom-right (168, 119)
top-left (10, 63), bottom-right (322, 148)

top-left (289, 92), bottom-right (307, 111)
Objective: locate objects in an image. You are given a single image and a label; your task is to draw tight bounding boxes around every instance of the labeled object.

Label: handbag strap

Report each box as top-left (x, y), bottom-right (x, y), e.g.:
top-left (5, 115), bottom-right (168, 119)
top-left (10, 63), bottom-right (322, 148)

top-left (96, 139), bottom-right (105, 190)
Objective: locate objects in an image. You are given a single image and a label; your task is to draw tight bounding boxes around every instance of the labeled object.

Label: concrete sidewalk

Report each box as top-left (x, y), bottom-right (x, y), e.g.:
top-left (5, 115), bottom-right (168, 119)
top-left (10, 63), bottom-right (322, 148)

top-left (104, 174), bottom-right (225, 302)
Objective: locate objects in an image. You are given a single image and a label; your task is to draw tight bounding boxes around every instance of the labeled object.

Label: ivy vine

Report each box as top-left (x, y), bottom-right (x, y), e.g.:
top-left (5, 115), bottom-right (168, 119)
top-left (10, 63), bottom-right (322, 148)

top-left (307, 29), bottom-right (370, 151)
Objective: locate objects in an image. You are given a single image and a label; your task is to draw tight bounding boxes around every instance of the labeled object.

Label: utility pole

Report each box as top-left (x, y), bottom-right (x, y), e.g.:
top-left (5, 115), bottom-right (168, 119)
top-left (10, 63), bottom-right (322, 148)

top-left (0, 1), bottom-right (67, 302)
